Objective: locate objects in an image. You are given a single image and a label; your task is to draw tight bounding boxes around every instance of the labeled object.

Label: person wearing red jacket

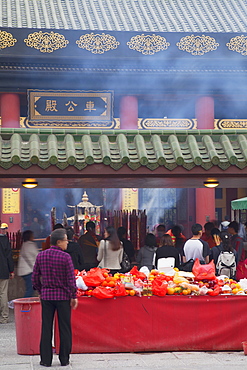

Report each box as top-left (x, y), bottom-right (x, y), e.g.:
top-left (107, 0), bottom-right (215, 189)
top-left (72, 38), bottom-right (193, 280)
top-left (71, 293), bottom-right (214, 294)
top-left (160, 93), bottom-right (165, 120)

top-left (201, 222), bottom-right (217, 249)
top-left (167, 225), bottom-right (186, 246)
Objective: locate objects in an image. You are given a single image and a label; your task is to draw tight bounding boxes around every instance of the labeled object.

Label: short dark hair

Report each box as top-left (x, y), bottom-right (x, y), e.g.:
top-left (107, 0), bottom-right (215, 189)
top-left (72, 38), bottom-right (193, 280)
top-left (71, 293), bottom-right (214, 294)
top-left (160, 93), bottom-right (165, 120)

top-left (204, 222), bottom-right (215, 231)
top-left (50, 229), bottom-right (67, 246)
top-left (66, 227), bottom-right (74, 240)
top-left (86, 221), bottom-right (95, 231)
top-left (171, 225), bottom-right (182, 237)
top-left (145, 233), bottom-right (156, 247)
top-left (211, 228), bottom-right (220, 237)
top-left (53, 223), bottom-right (64, 230)
top-left (191, 223), bottom-right (202, 236)
top-left (228, 221), bottom-right (239, 233)
top-left (157, 224), bottom-right (166, 232)
top-left (117, 226), bottom-right (126, 239)
top-left (22, 230), bottom-right (33, 242)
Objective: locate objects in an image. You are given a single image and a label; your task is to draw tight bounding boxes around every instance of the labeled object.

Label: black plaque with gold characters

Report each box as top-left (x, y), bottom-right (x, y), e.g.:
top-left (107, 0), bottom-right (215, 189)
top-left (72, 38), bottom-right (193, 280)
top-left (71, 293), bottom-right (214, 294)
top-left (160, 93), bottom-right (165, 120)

top-left (27, 90), bottom-right (115, 128)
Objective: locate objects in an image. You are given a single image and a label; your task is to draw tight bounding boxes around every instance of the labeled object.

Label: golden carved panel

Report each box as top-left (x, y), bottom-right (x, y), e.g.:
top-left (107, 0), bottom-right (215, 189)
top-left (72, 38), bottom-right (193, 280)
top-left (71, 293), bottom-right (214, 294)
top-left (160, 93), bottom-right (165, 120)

top-left (139, 119), bottom-right (196, 129)
top-left (176, 35), bottom-right (219, 55)
top-left (226, 35), bottom-right (247, 56)
top-left (24, 31), bottom-right (69, 53)
top-left (127, 34), bottom-right (170, 55)
top-left (0, 30), bottom-right (17, 49)
top-left (76, 33), bottom-right (120, 54)
top-left (215, 119), bottom-right (247, 129)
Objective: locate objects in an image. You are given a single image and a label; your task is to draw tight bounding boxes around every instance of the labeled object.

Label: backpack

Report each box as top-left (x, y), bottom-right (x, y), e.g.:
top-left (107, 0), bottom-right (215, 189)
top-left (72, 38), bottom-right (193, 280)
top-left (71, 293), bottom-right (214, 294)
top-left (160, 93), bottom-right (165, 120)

top-left (216, 251), bottom-right (236, 278)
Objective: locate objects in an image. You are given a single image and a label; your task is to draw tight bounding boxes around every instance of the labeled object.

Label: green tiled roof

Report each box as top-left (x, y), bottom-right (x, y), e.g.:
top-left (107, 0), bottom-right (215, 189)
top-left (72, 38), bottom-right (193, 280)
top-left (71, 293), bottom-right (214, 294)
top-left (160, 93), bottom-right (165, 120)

top-left (0, 129), bottom-right (247, 172)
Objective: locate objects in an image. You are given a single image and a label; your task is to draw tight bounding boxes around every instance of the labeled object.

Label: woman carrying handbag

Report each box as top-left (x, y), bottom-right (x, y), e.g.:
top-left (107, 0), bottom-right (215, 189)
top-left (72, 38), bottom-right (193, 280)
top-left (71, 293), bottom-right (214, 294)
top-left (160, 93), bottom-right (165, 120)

top-left (97, 226), bottom-right (123, 275)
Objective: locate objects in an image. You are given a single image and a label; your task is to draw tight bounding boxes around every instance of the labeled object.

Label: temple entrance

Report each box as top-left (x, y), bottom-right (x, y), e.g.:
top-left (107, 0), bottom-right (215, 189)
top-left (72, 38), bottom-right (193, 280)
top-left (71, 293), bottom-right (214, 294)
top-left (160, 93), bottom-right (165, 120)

top-left (21, 187), bottom-right (195, 240)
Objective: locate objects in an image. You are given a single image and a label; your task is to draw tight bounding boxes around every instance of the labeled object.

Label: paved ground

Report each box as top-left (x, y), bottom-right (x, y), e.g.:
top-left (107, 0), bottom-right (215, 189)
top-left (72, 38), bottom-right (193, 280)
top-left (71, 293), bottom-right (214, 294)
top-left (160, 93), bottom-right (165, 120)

top-left (1, 309), bottom-right (247, 370)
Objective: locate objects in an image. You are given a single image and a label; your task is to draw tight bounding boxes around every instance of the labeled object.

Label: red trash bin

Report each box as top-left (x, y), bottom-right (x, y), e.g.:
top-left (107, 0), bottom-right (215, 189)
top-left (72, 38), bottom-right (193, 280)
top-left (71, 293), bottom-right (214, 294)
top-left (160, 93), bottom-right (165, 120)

top-left (14, 297), bottom-right (41, 355)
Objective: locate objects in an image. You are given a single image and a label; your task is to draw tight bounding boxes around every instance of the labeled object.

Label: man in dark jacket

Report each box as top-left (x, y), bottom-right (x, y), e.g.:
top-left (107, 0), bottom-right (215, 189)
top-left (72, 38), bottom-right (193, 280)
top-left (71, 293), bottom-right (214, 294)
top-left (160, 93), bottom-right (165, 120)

top-left (0, 223), bottom-right (14, 324)
top-left (78, 221), bottom-right (99, 271)
top-left (228, 221), bottom-right (245, 264)
top-left (32, 228), bottom-right (78, 367)
top-left (65, 227), bottom-right (84, 271)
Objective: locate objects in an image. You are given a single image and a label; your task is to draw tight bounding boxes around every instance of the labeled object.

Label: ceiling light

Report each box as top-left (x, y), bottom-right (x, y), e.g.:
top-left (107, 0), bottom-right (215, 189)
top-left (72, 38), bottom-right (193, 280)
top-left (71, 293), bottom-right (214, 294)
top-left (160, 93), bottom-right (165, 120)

top-left (203, 180), bottom-right (219, 188)
top-left (22, 179), bottom-right (38, 189)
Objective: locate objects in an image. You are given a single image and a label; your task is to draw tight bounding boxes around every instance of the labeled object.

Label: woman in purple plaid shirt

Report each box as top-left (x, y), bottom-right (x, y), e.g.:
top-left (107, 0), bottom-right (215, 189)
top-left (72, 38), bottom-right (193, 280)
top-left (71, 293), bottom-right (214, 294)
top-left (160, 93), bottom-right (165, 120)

top-left (32, 228), bottom-right (78, 367)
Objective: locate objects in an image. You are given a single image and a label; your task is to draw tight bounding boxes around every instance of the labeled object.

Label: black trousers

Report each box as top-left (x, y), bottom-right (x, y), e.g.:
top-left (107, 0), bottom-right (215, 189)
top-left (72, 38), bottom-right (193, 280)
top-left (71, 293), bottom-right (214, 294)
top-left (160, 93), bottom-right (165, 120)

top-left (40, 299), bottom-right (71, 366)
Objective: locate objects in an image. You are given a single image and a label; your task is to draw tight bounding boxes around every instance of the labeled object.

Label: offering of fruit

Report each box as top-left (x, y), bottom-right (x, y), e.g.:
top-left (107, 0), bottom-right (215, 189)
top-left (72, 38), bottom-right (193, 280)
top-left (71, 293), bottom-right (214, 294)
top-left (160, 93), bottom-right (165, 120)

top-left (75, 267), bottom-right (247, 299)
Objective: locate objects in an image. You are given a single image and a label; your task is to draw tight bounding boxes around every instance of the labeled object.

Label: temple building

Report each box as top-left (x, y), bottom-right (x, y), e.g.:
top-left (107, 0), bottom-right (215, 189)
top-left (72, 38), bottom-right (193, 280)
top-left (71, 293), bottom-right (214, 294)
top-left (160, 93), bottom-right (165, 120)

top-left (1, 0), bottom-right (247, 234)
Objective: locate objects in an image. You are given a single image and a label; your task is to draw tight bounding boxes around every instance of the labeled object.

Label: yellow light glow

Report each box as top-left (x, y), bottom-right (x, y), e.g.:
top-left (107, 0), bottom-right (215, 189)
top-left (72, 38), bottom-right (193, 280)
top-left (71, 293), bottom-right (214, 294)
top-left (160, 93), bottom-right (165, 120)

top-left (22, 179), bottom-right (38, 189)
top-left (203, 180), bottom-right (219, 188)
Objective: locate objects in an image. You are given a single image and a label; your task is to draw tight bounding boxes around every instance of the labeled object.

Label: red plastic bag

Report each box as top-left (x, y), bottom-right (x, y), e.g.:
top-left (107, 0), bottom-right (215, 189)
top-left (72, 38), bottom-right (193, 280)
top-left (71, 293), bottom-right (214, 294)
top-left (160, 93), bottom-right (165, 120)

top-left (114, 283), bottom-right (128, 297)
top-left (129, 266), bottom-right (147, 280)
top-left (152, 276), bottom-right (168, 297)
top-left (91, 286), bottom-right (115, 299)
top-left (155, 274), bottom-right (169, 283)
top-left (192, 258), bottom-right (216, 281)
top-left (83, 268), bottom-right (105, 287)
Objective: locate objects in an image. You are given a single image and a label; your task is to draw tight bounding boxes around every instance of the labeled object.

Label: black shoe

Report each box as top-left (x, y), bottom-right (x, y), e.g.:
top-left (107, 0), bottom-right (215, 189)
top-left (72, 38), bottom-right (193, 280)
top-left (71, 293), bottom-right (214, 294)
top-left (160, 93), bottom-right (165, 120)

top-left (60, 361), bottom-right (70, 366)
top-left (40, 361), bottom-right (51, 367)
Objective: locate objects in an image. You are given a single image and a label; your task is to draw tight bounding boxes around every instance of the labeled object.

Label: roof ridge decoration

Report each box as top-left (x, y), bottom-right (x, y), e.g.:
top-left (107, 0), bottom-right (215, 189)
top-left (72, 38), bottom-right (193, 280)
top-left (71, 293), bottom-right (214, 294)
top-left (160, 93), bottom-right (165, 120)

top-left (176, 34), bottom-right (219, 55)
top-left (127, 34), bottom-right (170, 55)
top-left (1, 0), bottom-right (247, 33)
top-left (24, 31), bottom-right (69, 53)
top-left (227, 35), bottom-right (247, 56)
top-left (0, 131), bottom-right (247, 172)
top-left (0, 30), bottom-right (17, 49)
top-left (76, 32), bottom-right (120, 54)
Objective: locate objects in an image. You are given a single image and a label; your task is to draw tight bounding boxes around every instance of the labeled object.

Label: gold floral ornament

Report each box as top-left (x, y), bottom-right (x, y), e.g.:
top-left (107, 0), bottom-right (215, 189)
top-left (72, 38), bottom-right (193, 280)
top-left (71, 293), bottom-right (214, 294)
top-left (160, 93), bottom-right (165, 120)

top-left (226, 35), bottom-right (247, 56)
top-left (176, 35), bottom-right (219, 55)
top-left (24, 31), bottom-right (69, 53)
top-left (127, 34), bottom-right (170, 55)
top-left (76, 33), bottom-right (120, 54)
top-left (0, 30), bottom-right (17, 49)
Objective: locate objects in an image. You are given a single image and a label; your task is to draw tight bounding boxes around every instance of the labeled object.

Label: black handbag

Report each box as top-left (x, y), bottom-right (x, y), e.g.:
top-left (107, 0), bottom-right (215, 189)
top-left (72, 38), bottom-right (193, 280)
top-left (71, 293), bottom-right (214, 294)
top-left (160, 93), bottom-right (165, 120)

top-left (121, 251), bottom-right (131, 273)
top-left (178, 259), bottom-right (194, 272)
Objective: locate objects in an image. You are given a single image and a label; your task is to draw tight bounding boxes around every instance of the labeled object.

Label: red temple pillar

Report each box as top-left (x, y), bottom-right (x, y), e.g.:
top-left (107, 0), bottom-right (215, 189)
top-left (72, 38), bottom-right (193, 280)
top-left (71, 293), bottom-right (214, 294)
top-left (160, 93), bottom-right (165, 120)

top-left (0, 93), bottom-right (21, 233)
top-left (195, 96), bottom-right (216, 227)
top-left (195, 96), bottom-right (214, 130)
top-left (0, 93), bottom-right (20, 128)
top-left (120, 96), bottom-right (138, 129)
top-left (195, 188), bottom-right (216, 227)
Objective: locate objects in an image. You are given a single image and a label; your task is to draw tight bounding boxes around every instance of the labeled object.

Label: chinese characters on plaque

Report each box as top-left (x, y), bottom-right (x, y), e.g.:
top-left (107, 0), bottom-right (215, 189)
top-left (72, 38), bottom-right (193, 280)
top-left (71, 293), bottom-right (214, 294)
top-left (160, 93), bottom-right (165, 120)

top-left (122, 189), bottom-right (139, 211)
top-left (2, 188), bottom-right (20, 214)
top-left (27, 90), bottom-right (114, 128)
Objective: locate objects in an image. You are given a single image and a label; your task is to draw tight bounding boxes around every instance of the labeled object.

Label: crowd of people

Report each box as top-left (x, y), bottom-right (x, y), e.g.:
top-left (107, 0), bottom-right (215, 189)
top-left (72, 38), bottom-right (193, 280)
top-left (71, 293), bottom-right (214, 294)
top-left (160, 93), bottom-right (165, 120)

top-left (15, 217), bottom-right (247, 299)
top-left (137, 220), bottom-right (247, 281)
top-left (1, 218), bottom-right (247, 305)
top-left (1, 217), bottom-right (247, 366)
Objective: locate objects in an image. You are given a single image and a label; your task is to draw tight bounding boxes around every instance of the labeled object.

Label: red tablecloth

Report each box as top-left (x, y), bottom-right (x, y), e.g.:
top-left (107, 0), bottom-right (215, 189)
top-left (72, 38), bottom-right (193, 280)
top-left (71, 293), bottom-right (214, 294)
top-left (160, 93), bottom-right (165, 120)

top-left (55, 295), bottom-right (247, 353)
